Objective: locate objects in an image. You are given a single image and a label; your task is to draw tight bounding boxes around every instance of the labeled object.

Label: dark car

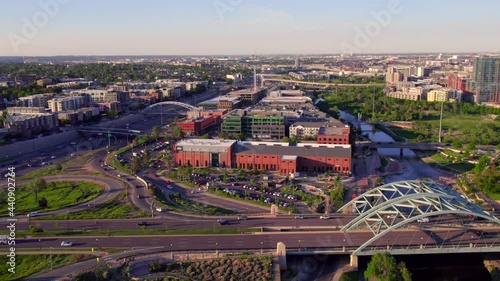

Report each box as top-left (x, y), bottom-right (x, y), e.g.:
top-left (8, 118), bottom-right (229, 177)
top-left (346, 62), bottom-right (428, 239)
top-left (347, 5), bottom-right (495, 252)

top-left (137, 221), bottom-right (147, 226)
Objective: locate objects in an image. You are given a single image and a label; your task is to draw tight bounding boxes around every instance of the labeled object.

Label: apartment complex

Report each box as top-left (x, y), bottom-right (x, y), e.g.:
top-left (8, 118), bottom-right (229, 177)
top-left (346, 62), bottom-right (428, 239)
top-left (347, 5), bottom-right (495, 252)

top-left (468, 57), bottom-right (500, 104)
top-left (47, 96), bottom-right (85, 112)
top-left (4, 113), bottom-right (58, 137)
top-left (17, 93), bottom-right (53, 108)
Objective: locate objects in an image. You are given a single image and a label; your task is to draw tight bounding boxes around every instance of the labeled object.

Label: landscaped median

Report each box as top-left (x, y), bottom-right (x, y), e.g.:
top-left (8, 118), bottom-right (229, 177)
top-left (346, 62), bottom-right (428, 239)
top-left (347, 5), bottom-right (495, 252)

top-left (1, 228), bottom-right (262, 238)
top-left (0, 181), bottom-right (103, 217)
top-left (0, 254), bottom-right (93, 281)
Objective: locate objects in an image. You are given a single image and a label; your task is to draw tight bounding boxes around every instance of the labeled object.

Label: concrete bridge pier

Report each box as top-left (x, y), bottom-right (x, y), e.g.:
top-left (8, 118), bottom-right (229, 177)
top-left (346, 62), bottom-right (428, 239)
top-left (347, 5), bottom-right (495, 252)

top-left (399, 148), bottom-right (404, 160)
top-left (277, 242), bottom-right (287, 270)
top-left (350, 255), bottom-right (358, 268)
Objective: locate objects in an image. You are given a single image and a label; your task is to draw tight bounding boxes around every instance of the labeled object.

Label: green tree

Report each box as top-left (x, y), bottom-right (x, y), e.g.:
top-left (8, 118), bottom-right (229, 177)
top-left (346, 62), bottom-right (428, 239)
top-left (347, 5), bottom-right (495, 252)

top-left (364, 252), bottom-right (411, 281)
top-left (281, 137), bottom-right (290, 143)
top-left (201, 133), bottom-right (211, 139)
top-left (27, 178), bottom-right (47, 203)
top-left (172, 126), bottom-right (185, 139)
top-left (152, 125), bottom-right (161, 141)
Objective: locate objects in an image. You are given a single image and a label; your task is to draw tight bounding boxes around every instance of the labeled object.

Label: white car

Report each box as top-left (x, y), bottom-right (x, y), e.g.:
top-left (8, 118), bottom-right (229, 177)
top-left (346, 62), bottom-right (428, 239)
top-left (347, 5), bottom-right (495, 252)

top-left (27, 212), bottom-right (39, 218)
top-left (60, 241), bottom-right (73, 247)
top-left (319, 215), bottom-right (330, 220)
top-left (51, 156), bottom-right (56, 159)
top-left (167, 185), bottom-right (173, 190)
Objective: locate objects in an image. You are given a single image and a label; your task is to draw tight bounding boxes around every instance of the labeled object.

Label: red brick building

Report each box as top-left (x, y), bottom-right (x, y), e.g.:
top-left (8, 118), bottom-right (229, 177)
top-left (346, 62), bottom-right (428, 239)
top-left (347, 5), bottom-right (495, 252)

top-left (447, 75), bottom-right (468, 91)
top-left (173, 139), bottom-right (352, 175)
top-left (176, 115), bottom-right (220, 136)
top-left (317, 126), bottom-right (351, 145)
top-left (174, 139), bottom-right (236, 168)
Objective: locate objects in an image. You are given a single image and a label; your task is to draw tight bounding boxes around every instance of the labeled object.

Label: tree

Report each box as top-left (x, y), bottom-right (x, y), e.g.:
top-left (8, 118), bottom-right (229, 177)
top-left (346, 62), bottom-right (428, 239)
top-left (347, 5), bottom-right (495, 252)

top-left (172, 126), bottom-right (185, 139)
top-left (27, 178), bottom-right (47, 203)
top-left (152, 125), bottom-right (161, 141)
top-left (201, 133), bottom-right (211, 139)
top-left (130, 138), bottom-right (139, 149)
top-left (38, 197), bottom-right (48, 208)
top-left (281, 137), bottom-right (290, 143)
top-left (364, 252), bottom-right (411, 281)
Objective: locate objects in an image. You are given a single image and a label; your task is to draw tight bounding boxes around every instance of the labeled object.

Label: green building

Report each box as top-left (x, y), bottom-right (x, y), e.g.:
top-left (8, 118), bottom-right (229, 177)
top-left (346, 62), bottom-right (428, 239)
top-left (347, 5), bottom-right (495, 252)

top-left (222, 109), bottom-right (285, 140)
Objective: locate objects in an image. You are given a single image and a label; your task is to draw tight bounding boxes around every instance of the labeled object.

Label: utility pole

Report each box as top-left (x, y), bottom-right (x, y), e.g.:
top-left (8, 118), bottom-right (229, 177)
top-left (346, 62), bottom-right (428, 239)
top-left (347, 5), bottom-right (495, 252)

top-left (438, 101), bottom-right (444, 143)
top-left (107, 130), bottom-right (111, 154)
top-left (372, 88), bottom-right (375, 119)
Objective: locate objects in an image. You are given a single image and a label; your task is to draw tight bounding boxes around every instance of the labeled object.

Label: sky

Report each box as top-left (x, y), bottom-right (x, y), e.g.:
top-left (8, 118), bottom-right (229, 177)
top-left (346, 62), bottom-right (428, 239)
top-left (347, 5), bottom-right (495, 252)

top-left (1, 0), bottom-right (499, 56)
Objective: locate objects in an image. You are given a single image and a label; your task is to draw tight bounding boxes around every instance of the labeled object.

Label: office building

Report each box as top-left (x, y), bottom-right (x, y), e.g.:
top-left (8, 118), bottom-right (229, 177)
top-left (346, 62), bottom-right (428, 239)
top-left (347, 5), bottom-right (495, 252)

top-left (173, 139), bottom-right (352, 175)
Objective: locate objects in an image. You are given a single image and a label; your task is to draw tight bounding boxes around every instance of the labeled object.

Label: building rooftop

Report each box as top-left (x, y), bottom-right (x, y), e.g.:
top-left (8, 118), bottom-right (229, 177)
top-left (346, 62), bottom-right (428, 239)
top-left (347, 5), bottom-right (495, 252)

top-left (175, 138), bottom-right (237, 148)
top-left (198, 96), bottom-right (240, 106)
top-left (234, 141), bottom-right (351, 158)
top-left (6, 113), bottom-right (55, 121)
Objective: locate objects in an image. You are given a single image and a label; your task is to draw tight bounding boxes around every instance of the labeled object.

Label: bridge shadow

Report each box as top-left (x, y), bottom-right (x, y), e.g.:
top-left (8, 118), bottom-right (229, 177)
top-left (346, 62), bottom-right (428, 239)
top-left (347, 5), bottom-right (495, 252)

top-left (421, 228), bottom-right (476, 245)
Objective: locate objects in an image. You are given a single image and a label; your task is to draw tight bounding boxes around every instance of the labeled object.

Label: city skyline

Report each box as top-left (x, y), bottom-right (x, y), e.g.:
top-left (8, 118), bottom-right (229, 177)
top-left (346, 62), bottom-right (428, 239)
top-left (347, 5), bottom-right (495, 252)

top-left (1, 0), bottom-right (500, 56)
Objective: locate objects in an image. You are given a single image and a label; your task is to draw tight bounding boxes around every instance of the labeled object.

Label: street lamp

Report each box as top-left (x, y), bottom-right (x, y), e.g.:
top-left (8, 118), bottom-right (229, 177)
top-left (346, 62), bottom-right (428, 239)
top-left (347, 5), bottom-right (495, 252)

top-left (216, 242), bottom-right (219, 257)
top-left (298, 240), bottom-right (301, 252)
top-left (170, 243), bottom-right (173, 260)
top-left (66, 211), bottom-right (69, 233)
top-left (50, 247), bottom-right (54, 270)
top-left (38, 239), bottom-right (41, 250)
top-left (96, 238), bottom-right (99, 250)
top-left (260, 241), bottom-right (263, 254)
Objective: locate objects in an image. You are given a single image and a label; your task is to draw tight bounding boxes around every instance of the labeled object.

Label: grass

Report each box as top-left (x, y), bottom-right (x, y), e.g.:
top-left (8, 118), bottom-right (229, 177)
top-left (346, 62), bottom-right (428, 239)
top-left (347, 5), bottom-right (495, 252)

top-left (0, 228), bottom-right (261, 238)
top-left (19, 149), bottom-right (102, 181)
top-left (0, 254), bottom-right (93, 281)
top-left (37, 191), bottom-right (146, 220)
top-left (17, 165), bottom-right (63, 181)
top-left (278, 185), bottom-right (323, 208)
top-left (0, 182), bottom-right (103, 217)
top-left (386, 113), bottom-right (499, 143)
top-left (149, 183), bottom-right (237, 216)
top-left (423, 153), bottom-right (475, 173)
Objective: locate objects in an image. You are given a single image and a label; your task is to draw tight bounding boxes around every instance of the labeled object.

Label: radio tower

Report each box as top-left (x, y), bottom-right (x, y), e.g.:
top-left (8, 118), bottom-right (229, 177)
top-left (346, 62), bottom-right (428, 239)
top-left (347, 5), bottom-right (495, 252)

top-left (253, 66), bottom-right (257, 91)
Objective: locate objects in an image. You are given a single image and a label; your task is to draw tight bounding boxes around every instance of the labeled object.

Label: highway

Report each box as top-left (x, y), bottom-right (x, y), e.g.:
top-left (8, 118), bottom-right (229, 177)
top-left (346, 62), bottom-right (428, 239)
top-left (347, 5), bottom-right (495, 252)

top-left (10, 228), bottom-right (499, 252)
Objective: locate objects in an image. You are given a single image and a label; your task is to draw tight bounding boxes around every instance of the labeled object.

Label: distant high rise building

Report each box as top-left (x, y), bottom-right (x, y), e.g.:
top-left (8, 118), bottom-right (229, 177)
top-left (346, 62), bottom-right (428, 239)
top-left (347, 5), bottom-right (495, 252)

top-left (295, 58), bottom-right (301, 69)
top-left (468, 57), bottom-right (500, 104)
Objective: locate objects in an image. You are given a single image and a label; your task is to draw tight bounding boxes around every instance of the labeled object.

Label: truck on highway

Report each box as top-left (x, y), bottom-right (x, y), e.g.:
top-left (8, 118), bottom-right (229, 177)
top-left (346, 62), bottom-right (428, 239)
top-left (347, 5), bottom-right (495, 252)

top-left (0, 235), bottom-right (9, 245)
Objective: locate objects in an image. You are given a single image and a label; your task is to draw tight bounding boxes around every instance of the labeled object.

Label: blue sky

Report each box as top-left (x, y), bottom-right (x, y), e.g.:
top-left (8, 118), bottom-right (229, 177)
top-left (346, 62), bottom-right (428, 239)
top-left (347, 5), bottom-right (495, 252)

top-left (1, 0), bottom-right (499, 56)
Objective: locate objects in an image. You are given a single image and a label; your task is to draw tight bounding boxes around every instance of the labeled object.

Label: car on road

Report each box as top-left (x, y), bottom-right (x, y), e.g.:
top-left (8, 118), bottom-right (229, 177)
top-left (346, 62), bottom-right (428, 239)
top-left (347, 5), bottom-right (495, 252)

top-left (60, 241), bottom-right (73, 247)
top-left (319, 215), bottom-right (330, 220)
top-left (295, 215), bottom-right (305, 219)
top-left (417, 218), bottom-right (429, 223)
top-left (237, 215), bottom-right (248, 220)
top-left (217, 219), bottom-right (228, 225)
top-left (27, 212), bottom-right (39, 218)
top-left (386, 214), bottom-right (396, 219)
top-left (137, 221), bottom-right (148, 226)
top-left (167, 185), bottom-right (173, 190)
top-left (51, 156), bottom-right (56, 159)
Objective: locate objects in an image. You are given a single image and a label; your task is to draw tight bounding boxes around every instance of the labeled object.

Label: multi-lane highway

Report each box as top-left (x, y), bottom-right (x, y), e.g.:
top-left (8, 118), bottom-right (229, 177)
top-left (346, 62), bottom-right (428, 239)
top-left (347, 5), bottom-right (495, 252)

top-left (11, 228), bottom-right (499, 252)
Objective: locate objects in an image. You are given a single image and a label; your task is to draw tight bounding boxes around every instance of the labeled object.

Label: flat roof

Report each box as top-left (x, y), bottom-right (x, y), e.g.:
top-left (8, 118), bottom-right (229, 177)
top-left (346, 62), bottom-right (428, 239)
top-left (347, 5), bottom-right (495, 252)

top-left (235, 142), bottom-right (351, 158)
top-left (175, 138), bottom-right (237, 148)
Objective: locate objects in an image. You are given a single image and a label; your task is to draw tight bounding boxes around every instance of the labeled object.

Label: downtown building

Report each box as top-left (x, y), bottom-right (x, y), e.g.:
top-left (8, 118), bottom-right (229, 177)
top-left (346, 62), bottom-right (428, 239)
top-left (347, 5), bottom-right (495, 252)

top-left (173, 138), bottom-right (352, 175)
top-left (467, 57), bottom-right (500, 104)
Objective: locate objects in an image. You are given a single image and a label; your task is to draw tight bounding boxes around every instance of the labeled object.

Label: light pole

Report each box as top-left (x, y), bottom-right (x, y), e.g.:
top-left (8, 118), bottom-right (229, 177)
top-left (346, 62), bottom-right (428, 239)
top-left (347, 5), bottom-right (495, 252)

top-left (260, 241), bottom-right (263, 254)
top-left (66, 211), bottom-right (69, 233)
top-left (50, 247), bottom-right (54, 270)
top-left (216, 242), bottom-right (219, 257)
top-left (298, 240), bottom-right (301, 252)
top-left (38, 239), bottom-right (41, 250)
top-left (96, 238), bottom-right (99, 250)
top-left (170, 243), bottom-right (173, 260)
